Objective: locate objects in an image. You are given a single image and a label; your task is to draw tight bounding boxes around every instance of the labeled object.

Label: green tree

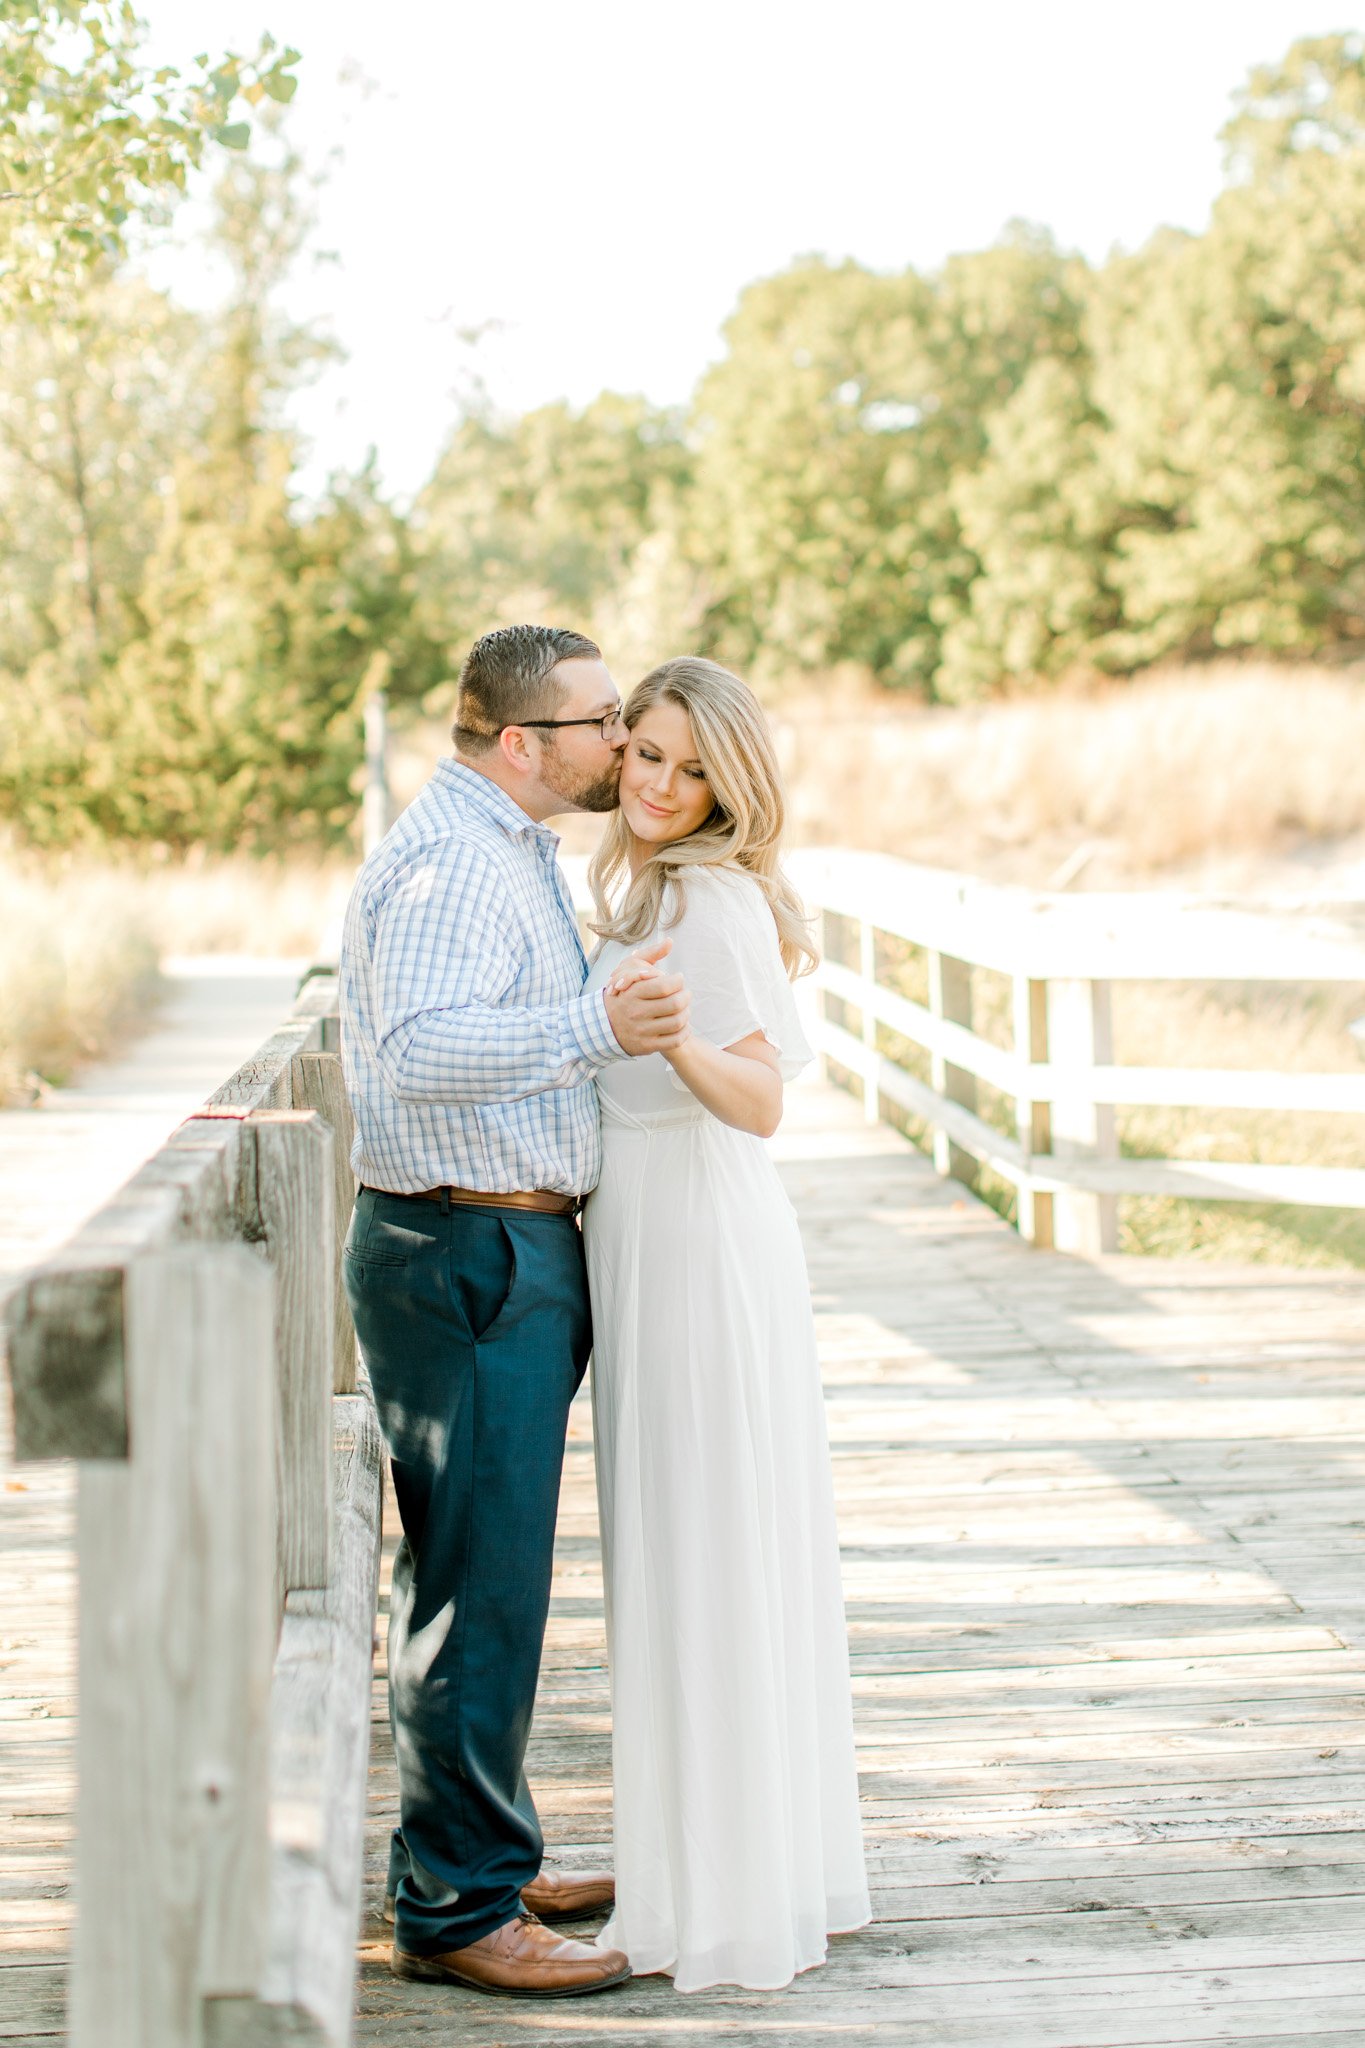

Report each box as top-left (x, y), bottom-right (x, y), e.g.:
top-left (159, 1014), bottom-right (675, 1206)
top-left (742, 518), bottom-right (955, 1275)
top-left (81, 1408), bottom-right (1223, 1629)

top-left (0, 140), bottom-right (444, 849)
top-left (0, 1), bottom-right (298, 311)
top-left (691, 231), bottom-right (1085, 692)
top-left (1087, 40), bottom-right (1365, 669)
top-left (690, 258), bottom-right (927, 679)
top-left (939, 350), bottom-right (1121, 698)
top-left (0, 275), bottom-right (203, 675)
top-left (415, 389), bottom-right (691, 660)
top-left (1222, 31), bottom-right (1365, 179)
top-left (940, 33), bottom-right (1365, 694)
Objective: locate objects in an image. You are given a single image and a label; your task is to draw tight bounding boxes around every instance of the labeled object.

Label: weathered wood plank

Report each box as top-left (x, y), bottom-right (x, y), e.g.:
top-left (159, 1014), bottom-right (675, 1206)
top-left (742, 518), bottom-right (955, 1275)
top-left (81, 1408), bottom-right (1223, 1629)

top-left (3, 1119), bottom-right (243, 1460)
top-left (73, 1246), bottom-right (276, 2048)
top-left (206, 1023), bottom-right (318, 1116)
top-left (210, 1387), bottom-right (383, 2045)
top-left (4, 1271), bottom-right (125, 1463)
top-left (290, 1054), bottom-right (358, 1397)
top-left (241, 1112), bottom-right (335, 1594)
top-left (0, 1963), bottom-right (65, 2040)
top-left (290, 976), bottom-right (341, 1030)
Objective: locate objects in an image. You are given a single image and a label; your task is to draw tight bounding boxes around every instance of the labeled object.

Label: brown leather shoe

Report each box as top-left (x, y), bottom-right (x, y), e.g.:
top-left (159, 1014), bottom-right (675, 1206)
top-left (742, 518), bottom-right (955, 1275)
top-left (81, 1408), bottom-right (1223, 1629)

top-left (392, 1912), bottom-right (631, 1998)
top-left (383, 1866), bottom-right (616, 1926)
top-left (520, 1867), bottom-right (615, 1921)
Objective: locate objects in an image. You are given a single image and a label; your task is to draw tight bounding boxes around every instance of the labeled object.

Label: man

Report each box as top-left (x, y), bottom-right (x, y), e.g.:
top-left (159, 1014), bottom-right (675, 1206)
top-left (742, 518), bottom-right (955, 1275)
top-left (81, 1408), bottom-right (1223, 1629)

top-left (340, 625), bottom-right (687, 1998)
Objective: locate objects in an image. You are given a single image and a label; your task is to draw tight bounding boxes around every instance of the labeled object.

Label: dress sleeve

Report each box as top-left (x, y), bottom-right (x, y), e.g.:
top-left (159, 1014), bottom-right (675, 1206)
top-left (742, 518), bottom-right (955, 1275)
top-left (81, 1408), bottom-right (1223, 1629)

top-left (660, 868), bottom-right (812, 1084)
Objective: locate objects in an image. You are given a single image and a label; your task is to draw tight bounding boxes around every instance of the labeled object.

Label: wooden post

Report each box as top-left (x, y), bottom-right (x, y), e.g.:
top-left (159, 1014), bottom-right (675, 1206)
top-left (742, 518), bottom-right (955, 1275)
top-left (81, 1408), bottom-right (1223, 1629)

top-left (928, 950), bottom-right (977, 1186)
top-left (1013, 975), bottom-right (1054, 1248)
top-left (858, 919), bottom-right (879, 1125)
top-left (810, 909), bottom-right (830, 1085)
top-left (291, 1051), bottom-right (359, 1396)
top-left (241, 1110), bottom-right (335, 1593)
top-left (72, 1245), bottom-right (276, 2048)
top-left (1046, 976), bottom-right (1119, 1255)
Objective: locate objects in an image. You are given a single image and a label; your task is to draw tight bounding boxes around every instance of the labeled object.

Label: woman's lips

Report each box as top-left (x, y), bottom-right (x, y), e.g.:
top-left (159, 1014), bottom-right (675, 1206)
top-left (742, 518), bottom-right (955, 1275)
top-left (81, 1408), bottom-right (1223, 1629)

top-left (637, 798), bottom-right (674, 818)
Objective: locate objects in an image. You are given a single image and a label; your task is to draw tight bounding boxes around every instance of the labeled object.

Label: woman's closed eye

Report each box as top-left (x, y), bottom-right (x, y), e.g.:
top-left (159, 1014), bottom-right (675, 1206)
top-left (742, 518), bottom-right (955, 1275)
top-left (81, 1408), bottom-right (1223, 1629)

top-left (636, 743), bottom-right (707, 783)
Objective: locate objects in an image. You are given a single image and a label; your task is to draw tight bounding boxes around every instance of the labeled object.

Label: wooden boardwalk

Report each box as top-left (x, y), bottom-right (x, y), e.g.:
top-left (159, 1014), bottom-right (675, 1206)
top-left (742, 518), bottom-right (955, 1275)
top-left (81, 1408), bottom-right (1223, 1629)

top-left (355, 1081), bottom-right (1365, 2048)
top-left (4, 1060), bottom-right (1365, 2044)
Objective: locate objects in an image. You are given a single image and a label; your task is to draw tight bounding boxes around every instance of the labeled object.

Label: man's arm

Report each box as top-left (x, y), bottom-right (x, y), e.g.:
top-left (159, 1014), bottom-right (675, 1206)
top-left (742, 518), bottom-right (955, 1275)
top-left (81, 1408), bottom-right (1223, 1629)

top-left (369, 844), bottom-right (689, 1106)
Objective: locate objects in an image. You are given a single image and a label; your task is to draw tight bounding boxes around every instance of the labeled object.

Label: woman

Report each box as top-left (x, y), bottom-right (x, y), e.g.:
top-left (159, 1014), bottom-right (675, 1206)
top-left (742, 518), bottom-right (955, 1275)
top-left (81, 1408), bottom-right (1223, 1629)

top-left (582, 656), bottom-right (870, 1993)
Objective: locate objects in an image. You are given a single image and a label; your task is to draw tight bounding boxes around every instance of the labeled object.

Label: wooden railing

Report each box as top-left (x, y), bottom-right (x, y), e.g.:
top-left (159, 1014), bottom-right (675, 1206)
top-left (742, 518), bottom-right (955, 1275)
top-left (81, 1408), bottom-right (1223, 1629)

top-left (788, 850), bottom-right (1365, 1256)
top-left (2, 973), bottom-right (380, 2048)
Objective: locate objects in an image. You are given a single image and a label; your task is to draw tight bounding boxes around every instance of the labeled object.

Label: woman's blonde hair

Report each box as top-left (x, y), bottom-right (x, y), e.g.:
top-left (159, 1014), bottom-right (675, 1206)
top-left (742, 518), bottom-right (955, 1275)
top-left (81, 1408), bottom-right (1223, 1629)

top-left (588, 656), bottom-right (818, 979)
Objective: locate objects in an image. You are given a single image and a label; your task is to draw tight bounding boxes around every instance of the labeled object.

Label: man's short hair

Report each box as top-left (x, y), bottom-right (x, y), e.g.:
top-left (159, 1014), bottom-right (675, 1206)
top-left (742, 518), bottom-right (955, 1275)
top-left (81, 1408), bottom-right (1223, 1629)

top-left (453, 625), bottom-right (601, 753)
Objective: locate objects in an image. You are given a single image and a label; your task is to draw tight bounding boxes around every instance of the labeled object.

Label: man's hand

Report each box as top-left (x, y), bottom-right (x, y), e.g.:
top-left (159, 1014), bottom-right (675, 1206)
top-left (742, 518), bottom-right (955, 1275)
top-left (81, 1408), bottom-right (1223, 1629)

top-left (603, 937), bottom-right (690, 1056)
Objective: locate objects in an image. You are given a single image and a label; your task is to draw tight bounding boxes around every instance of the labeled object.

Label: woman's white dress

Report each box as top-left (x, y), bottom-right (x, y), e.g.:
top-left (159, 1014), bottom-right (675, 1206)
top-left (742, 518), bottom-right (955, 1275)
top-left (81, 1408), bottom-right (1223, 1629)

top-left (582, 865), bottom-right (870, 1993)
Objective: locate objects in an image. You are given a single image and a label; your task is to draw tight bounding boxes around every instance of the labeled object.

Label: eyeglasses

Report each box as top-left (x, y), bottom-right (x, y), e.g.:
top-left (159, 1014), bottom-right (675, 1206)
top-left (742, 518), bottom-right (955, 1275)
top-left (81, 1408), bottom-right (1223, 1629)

top-left (509, 706), bottom-right (625, 743)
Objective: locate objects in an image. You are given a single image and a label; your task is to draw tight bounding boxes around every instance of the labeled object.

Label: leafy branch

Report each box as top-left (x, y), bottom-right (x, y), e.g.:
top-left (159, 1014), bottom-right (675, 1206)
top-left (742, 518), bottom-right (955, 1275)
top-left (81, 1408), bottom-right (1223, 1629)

top-left (0, 2), bottom-right (300, 307)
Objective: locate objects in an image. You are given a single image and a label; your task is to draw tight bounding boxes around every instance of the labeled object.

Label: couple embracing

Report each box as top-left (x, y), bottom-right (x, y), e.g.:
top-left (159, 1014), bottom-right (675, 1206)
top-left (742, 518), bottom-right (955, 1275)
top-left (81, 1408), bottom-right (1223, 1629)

top-left (340, 624), bottom-right (870, 2001)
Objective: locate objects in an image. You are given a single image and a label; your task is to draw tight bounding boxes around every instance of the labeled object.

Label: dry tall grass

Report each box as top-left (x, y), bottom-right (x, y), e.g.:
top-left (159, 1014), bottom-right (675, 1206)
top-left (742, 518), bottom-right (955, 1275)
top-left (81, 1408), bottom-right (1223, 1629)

top-left (772, 661), bottom-right (1365, 886)
top-left (0, 862), bottom-right (164, 1101)
top-left (0, 851), bottom-right (351, 1102)
top-left (121, 853), bottom-right (354, 959)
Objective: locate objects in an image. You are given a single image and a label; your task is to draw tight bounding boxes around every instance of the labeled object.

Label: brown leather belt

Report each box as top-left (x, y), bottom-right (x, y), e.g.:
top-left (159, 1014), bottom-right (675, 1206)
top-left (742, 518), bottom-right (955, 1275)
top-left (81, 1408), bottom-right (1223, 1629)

top-left (362, 1184), bottom-right (581, 1217)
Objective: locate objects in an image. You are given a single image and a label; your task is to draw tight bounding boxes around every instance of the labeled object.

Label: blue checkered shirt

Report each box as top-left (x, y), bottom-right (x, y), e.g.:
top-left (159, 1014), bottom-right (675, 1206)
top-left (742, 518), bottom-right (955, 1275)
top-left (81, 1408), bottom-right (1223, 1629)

top-left (339, 758), bottom-right (622, 1196)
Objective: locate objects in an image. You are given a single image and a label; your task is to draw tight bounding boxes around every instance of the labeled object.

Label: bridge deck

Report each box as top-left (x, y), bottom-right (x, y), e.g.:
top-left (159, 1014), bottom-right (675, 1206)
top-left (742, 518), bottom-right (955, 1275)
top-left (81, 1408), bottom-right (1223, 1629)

top-left (356, 1081), bottom-right (1365, 2048)
top-left (4, 1074), bottom-right (1365, 2045)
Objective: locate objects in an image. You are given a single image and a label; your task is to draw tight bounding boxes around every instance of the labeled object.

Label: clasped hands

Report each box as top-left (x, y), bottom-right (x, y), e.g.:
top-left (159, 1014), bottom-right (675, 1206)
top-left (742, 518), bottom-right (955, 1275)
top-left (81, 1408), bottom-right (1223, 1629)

top-left (601, 938), bottom-right (690, 1057)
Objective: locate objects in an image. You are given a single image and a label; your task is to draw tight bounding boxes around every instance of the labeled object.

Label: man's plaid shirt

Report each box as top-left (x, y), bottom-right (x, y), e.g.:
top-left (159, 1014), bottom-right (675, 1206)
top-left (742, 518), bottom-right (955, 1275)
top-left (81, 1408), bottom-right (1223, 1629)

top-left (340, 758), bottom-right (622, 1196)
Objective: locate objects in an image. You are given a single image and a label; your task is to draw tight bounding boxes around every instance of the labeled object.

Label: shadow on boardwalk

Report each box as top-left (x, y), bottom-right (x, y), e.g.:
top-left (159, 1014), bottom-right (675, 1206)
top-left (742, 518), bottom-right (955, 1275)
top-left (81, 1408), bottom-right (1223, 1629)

top-left (354, 1083), bottom-right (1365, 2048)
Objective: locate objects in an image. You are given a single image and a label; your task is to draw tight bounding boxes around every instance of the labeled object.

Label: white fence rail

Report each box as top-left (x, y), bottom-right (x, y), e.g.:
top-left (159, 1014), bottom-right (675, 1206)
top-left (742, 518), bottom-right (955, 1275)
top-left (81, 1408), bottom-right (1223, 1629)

top-left (788, 850), bottom-right (1365, 1256)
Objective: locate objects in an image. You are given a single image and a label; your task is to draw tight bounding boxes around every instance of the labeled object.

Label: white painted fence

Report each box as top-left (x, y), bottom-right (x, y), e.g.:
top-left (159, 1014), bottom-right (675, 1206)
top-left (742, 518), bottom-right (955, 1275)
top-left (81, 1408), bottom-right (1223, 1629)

top-left (3, 974), bottom-right (380, 2048)
top-left (788, 849), bottom-right (1365, 1256)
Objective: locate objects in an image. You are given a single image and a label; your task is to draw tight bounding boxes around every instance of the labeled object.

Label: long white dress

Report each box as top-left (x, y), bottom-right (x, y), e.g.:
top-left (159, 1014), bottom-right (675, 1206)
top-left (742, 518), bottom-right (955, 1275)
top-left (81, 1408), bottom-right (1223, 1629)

top-left (582, 864), bottom-right (870, 1993)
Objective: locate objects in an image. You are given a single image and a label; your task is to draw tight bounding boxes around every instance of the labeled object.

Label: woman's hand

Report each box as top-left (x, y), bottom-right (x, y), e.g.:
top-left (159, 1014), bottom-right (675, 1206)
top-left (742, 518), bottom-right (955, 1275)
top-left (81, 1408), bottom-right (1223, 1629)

top-left (607, 943), bottom-right (671, 1002)
top-left (602, 938), bottom-right (691, 1056)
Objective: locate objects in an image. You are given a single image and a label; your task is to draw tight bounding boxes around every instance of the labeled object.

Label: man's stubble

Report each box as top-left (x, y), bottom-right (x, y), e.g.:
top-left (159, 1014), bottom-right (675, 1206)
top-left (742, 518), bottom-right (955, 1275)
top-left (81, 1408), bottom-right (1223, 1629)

top-left (539, 746), bottom-right (624, 816)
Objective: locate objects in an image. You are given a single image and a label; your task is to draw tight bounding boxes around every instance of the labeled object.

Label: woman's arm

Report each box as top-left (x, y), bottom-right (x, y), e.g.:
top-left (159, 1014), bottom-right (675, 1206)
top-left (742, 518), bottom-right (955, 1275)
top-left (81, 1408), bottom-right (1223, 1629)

top-left (664, 1030), bottom-right (783, 1138)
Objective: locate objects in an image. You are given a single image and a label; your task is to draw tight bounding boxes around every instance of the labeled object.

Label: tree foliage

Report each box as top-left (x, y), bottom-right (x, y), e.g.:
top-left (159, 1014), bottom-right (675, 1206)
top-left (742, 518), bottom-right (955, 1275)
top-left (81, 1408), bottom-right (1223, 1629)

top-left (415, 390), bottom-right (691, 650)
top-left (0, 127), bottom-right (443, 850)
top-left (2, 26), bottom-right (1364, 853)
top-left (0, 1), bottom-right (298, 311)
top-left (415, 30), bottom-right (1363, 711)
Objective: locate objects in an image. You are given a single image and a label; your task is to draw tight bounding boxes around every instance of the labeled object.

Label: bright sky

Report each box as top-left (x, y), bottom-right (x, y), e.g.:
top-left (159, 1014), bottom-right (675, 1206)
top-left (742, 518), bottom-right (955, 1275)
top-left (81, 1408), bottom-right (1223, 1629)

top-left (138, 0), bottom-right (1345, 499)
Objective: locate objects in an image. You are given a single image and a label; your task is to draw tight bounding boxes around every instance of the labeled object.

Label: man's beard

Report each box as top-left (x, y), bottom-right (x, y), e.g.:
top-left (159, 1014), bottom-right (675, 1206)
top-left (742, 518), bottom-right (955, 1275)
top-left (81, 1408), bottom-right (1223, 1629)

top-left (539, 749), bottom-right (623, 815)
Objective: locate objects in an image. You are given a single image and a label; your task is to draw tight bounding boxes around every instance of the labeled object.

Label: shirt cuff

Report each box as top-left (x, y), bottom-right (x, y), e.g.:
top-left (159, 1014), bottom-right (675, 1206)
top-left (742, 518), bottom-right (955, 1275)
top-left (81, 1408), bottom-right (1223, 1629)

top-left (565, 986), bottom-right (624, 1068)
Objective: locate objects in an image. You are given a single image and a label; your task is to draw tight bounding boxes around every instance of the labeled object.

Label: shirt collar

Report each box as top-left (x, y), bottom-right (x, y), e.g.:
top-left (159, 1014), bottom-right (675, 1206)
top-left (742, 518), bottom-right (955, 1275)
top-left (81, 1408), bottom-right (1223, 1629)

top-left (435, 757), bottom-right (560, 846)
